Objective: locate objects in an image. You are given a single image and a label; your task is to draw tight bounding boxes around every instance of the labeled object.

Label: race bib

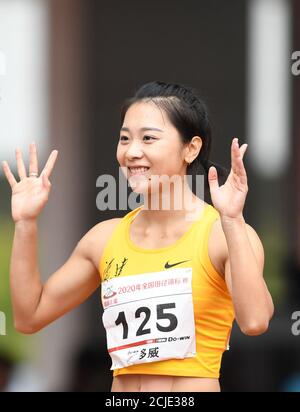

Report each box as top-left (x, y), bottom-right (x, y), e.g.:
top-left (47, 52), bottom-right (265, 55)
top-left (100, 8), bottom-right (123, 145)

top-left (101, 267), bottom-right (196, 370)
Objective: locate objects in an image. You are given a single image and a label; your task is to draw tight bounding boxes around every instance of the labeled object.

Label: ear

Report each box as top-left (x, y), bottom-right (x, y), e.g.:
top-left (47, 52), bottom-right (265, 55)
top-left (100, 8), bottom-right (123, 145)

top-left (185, 136), bottom-right (202, 163)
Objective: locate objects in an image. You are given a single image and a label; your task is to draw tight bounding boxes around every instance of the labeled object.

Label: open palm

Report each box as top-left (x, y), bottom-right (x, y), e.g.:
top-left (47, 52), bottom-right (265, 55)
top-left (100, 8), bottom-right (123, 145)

top-left (2, 143), bottom-right (58, 222)
top-left (208, 138), bottom-right (248, 219)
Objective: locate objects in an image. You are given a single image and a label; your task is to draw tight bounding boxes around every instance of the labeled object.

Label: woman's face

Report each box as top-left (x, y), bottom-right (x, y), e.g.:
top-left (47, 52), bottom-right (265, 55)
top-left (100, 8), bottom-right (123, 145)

top-left (117, 101), bottom-right (188, 194)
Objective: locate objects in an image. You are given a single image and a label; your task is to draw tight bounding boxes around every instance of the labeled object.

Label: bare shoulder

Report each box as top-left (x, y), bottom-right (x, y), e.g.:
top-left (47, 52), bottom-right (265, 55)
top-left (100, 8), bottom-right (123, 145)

top-left (208, 217), bottom-right (265, 278)
top-left (78, 217), bottom-right (122, 269)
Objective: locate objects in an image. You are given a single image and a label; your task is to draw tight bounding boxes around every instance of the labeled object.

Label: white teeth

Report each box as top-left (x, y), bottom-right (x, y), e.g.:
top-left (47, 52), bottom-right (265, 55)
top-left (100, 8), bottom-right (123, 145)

top-left (129, 167), bottom-right (149, 174)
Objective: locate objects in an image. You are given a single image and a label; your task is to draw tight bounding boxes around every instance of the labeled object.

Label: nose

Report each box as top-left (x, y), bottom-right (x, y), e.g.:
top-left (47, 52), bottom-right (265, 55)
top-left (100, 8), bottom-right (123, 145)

top-left (125, 140), bottom-right (144, 161)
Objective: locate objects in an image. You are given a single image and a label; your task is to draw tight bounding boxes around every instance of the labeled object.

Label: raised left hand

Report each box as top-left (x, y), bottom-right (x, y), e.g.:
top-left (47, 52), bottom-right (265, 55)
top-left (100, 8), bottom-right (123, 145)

top-left (208, 138), bottom-right (248, 219)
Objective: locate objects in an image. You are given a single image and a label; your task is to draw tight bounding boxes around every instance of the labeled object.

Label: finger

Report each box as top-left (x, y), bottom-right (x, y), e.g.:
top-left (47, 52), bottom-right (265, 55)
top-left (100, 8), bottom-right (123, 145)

top-left (42, 173), bottom-right (51, 189)
top-left (2, 161), bottom-right (17, 188)
top-left (15, 148), bottom-right (27, 180)
top-left (234, 157), bottom-right (247, 182)
top-left (239, 144), bottom-right (248, 159)
top-left (208, 166), bottom-right (219, 192)
top-left (232, 141), bottom-right (248, 185)
top-left (29, 142), bottom-right (39, 175)
top-left (41, 150), bottom-right (58, 178)
top-left (231, 138), bottom-right (243, 175)
top-left (235, 164), bottom-right (247, 185)
top-left (234, 153), bottom-right (247, 177)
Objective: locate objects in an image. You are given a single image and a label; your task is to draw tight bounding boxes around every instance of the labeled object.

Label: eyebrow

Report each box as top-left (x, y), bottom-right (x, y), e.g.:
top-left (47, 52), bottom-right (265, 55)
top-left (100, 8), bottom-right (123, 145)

top-left (120, 127), bottom-right (164, 132)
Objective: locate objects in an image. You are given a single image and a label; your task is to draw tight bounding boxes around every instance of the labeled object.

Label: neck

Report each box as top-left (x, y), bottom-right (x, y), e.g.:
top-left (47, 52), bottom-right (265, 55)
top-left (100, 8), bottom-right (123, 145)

top-left (139, 183), bottom-right (205, 226)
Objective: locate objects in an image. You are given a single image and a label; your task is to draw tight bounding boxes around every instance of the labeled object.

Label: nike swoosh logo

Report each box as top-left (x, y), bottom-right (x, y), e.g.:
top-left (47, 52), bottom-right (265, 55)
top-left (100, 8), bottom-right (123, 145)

top-left (164, 260), bottom-right (191, 269)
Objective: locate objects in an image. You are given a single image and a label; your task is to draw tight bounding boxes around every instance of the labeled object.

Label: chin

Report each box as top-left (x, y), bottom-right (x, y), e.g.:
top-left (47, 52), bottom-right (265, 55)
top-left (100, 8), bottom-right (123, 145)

top-left (130, 184), bottom-right (150, 196)
top-left (128, 175), bottom-right (150, 192)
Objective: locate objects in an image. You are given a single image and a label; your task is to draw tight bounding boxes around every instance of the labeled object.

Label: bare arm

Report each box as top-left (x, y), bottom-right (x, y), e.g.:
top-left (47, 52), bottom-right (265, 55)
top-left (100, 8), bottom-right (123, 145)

top-left (208, 138), bottom-right (274, 336)
top-left (2, 143), bottom-right (103, 334)
top-left (10, 220), bottom-right (100, 333)
top-left (221, 218), bottom-right (274, 335)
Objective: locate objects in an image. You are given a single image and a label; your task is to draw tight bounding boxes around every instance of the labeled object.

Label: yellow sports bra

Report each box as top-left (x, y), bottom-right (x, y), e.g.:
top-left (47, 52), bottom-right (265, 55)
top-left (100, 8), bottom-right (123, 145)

top-left (99, 203), bottom-right (234, 378)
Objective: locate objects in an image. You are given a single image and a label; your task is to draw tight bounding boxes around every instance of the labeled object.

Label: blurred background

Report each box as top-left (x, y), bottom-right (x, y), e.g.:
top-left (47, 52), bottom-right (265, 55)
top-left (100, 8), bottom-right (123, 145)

top-left (0, 0), bottom-right (300, 392)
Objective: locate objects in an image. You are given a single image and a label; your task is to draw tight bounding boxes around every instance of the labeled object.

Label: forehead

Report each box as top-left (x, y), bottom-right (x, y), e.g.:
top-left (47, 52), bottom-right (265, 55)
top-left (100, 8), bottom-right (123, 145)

top-left (123, 101), bottom-right (169, 129)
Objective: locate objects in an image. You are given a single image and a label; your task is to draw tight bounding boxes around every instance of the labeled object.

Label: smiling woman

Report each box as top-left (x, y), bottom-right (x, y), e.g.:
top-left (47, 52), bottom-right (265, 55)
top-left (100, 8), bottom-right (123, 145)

top-left (2, 80), bottom-right (274, 392)
top-left (118, 84), bottom-right (226, 195)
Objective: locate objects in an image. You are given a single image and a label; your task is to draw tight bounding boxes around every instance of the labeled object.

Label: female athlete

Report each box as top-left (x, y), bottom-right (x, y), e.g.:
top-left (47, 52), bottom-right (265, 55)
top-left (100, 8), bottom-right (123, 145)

top-left (2, 81), bottom-right (274, 392)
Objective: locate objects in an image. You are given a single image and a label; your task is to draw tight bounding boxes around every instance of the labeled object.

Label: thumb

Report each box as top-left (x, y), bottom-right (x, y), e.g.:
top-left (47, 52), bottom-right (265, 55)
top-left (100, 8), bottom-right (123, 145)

top-left (208, 166), bottom-right (219, 191)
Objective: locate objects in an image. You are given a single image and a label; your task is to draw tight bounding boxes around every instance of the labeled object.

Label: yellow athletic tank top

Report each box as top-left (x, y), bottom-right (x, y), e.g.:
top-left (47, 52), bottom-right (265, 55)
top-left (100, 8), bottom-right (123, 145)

top-left (99, 203), bottom-right (235, 378)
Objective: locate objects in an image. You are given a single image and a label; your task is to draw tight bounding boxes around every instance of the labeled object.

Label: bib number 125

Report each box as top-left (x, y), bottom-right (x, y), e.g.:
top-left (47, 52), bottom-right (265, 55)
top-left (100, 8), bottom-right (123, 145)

top-left (115, 303), bottom-right (178, 339)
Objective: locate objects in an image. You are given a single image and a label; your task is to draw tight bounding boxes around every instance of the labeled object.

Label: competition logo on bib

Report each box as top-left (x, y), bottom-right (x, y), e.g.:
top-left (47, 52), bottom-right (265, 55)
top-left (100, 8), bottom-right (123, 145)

top-left (101, 267), bottom-right (196, 370)
top-left (102, 283), bottom-right (117, 299)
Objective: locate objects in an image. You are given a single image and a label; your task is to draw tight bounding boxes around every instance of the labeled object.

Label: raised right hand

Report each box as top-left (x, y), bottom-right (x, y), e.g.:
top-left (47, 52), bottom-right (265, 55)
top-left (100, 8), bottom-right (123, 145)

top-left (2, 143), bottom-right (58, 222)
